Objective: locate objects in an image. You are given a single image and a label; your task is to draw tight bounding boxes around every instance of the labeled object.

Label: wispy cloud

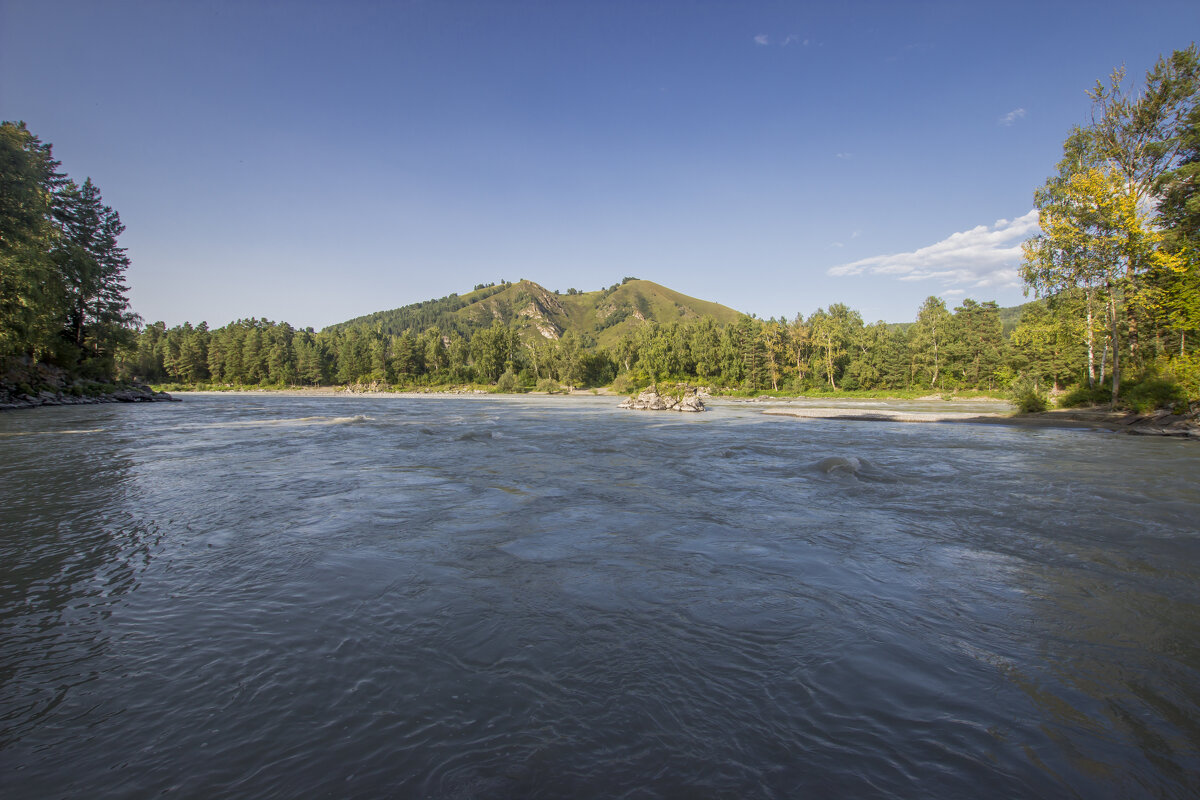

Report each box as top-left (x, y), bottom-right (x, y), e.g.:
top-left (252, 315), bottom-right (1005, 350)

top-left (999, 108), bottom-right (1026, 126)
top-left (828, 210), bottom-right (1038, 289)
top-left (835, 152), bottom-right (853, 160)
top-left (758, 33), bottom-right (813, 48)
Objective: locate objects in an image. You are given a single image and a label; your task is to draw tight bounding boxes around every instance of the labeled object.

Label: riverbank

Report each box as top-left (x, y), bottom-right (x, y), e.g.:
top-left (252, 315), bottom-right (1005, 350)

top-left (0, 358), bottom-right (175, 411)
top-left (168, 386), bottom-right (618, 399)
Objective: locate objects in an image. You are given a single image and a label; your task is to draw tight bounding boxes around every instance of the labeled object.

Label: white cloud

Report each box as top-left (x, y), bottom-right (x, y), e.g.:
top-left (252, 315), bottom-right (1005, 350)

top-left (835, 152), bottom-right (853, 159)
top-left (828, 210), bottom-right (1038, 289)
top-left (942, 289), bottom-right (965, 296)
top-left (754, 34), bottom-right (769, 46)
top-left (999, 108), bottom-right (1026, 126)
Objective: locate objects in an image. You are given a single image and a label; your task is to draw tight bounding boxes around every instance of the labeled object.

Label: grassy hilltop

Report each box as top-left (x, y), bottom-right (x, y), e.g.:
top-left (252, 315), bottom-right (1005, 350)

top-left (329, 278), bottom-right (744, 349)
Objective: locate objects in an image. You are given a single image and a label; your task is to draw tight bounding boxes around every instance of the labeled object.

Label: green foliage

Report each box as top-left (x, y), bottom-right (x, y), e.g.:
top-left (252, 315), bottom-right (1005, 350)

top-left (495, 370), bottom-right (519, 392)
top-left (610, 373), bottom-right (642, 394)
top-left (1059, 384), bottom-right (1111, 408)
top-left (535, 377), bottom-right (561, 393)
top-left (1122, 375), bottom-right (1187, 413)
top-left (1020, 46), bottom-right (1200, 404)
top-left (1009, 376), bottom-right (1048, 414)
top-left (1163, 352), bottom-right (1200, 400)
top-left (911, 296), bottom-right (951, 388)
top-left (1, 122), bottom-right (135, 372)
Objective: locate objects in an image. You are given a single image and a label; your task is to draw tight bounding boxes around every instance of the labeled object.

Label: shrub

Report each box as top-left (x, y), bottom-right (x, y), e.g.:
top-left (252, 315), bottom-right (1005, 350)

top-left (1009, 376), bottom-right (1047, 414)
top-left (535, 377), bottom-right (560, 393)
top-left (1163, 352), bottom-right (1200, 402)
top-left (1015, 390), bottom-right (1047, 414)
top-left (611, 373), bottom-right (634, 394)
top-left (611, 373), bottom-right (652, 395)
top-left (1123, 376), bottom-right (1186, 414)
top-left (495, 370), bottom-right (518, 393)
top-left (1059, 383), bottom-right (1110, 408)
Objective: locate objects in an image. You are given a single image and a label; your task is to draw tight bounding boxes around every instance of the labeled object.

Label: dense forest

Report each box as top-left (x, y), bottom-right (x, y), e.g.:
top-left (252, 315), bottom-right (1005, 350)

top-left (4, 47), bottom-right (1198, 409)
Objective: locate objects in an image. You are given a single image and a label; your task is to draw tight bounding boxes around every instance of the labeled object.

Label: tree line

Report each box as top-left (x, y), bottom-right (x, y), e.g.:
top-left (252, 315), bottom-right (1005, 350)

top-left (119, 294), bottom-right (1085, 395)
top-left (1, 122), bottom-right (136, 377)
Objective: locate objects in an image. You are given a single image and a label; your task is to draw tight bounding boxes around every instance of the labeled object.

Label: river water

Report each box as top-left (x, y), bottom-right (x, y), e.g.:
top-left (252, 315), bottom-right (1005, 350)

top-left (1, 395), bottom-right (1198, 798)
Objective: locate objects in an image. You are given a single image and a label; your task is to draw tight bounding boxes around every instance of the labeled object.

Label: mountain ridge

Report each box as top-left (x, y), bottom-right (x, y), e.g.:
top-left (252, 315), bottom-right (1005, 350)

top-left (328, 278), bottom-right (747, 349)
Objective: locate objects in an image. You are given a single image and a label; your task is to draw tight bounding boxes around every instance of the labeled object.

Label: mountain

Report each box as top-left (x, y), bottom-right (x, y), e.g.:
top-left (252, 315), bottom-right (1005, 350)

top-left (328, 278), bottom-right (746, 349)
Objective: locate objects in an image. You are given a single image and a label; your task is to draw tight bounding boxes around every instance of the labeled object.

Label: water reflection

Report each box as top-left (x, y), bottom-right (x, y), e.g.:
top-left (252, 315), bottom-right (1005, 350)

top-left (1007, 542), bottom-right (1200, 795)
top-left (0, 408), bottom-right (156, 748)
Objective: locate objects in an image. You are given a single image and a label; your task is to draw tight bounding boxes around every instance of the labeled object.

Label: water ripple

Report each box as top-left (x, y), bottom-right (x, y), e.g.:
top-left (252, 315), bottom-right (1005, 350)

top-left (1, 396), bottom-right (1198, 798)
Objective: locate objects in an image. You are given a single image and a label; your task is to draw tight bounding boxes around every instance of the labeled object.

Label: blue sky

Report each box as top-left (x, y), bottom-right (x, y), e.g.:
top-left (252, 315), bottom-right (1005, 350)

top-left (2, 1), bottom-right (1197, 329)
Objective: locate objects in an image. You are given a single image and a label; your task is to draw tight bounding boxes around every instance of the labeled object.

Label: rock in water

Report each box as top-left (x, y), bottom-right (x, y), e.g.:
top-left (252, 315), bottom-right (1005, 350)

top-left (618, 385), bottom-right (706, 413)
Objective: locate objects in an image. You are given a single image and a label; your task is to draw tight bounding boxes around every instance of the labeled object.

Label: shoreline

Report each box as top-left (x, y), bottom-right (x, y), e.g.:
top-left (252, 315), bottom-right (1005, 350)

top-left (0, 385), bottom-right (176, 410)
top-left (762, 406), bottom-right (1200, 438)
top-left (169, 387), bottom-right (618, 399)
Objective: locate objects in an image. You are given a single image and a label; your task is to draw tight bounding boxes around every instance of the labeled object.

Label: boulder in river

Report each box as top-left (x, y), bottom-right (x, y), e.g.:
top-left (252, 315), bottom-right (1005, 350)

top-left (618, 384), bottom-right (706, 413)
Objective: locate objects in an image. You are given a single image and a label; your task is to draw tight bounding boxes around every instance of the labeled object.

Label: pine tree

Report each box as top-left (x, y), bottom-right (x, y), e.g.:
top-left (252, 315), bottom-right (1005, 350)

top-left (0, 122), bottom-right (66, 360)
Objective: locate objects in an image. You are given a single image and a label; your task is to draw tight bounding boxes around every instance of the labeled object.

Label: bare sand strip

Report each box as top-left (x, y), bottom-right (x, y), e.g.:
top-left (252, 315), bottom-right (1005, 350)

top-left (762, 406), bottom-right (1199, 437)
top-left (762, 407), bottom-right (1011, 424)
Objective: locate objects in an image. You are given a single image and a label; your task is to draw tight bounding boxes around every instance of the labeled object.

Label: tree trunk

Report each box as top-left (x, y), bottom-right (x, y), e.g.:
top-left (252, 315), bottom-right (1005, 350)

top-left (931, 329), bottom-right (940, 387)
top-left (825, 339), bottom-right (837, 390)
top-left (1086, 289), bottom-right (1096, 388)
top-left (1099, 337), bottom-right (1108, 386)
top-left (1108, 287), bottom-right (1120, 408)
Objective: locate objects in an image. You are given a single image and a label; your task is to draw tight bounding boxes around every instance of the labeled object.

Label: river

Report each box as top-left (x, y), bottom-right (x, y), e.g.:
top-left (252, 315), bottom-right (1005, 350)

top-left (1, 394), bottom-right (1198, 798)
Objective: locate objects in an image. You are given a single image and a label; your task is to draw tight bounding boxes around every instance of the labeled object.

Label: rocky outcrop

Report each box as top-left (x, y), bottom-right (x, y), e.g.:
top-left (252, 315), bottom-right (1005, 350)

top-left (516, 281), bottom-right (568, 340)
top-left (619, 385), bottom-right (705, 413)
top-left (0, 357), bottom-right (175, 411)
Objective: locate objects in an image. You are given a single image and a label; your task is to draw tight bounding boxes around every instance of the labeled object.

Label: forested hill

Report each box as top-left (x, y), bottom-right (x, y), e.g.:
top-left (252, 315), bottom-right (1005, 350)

top-left (328, 278), bottom-right (745, 348)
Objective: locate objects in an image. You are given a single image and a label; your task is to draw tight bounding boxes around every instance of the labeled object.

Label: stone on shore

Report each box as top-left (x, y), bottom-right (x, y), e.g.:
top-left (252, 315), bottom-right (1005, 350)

top-left (0, 356), bottom-right (175, 410)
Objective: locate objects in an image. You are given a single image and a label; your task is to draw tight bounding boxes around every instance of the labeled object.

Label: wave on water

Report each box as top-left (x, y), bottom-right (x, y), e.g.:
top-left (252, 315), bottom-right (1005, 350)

top-left (0, 428), bottom-right (105, 437)
top-left (813, 455), bottom-right (894, 482)
top-left (456, 430), bottom-right (497, 442)
top-left (192, 415), bottom-right (373, 430)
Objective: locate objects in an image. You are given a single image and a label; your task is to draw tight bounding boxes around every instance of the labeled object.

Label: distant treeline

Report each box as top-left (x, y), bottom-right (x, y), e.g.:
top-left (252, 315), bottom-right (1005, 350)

top-left (120, 292), bottom-right (1142, 394)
